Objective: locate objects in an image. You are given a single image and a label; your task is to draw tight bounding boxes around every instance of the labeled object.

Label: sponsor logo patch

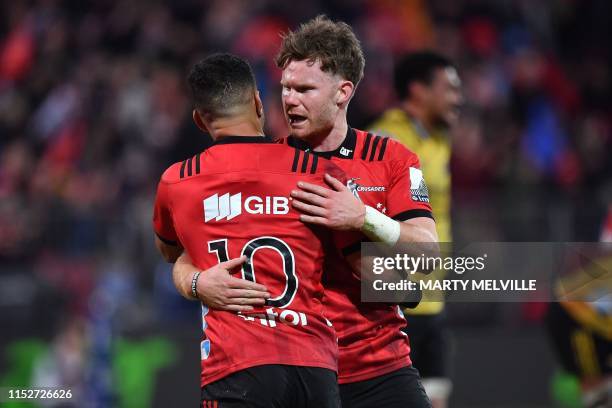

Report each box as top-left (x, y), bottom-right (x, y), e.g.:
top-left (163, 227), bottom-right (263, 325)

top-left (340, 147), bottom-right (353, 156)
top-left (409, 167), bottom-right (430, 203)
top-left (203, 193), bottom-right (289, 222)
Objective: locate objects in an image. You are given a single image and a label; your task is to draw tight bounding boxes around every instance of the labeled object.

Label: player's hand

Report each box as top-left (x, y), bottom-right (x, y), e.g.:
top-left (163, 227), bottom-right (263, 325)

top-left (291, 173), bottom-right (366, 231)
top-left (196, 256), bottom-right (271, 312)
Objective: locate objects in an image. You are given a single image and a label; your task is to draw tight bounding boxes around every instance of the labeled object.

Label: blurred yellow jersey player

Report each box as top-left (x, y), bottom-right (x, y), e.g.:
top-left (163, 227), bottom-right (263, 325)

top-left (369, 51), bottom-right (462, 408)
top-left (546, 210), bottom-right (612, 408)
top-left (370, 109), bottom-right (451, 246)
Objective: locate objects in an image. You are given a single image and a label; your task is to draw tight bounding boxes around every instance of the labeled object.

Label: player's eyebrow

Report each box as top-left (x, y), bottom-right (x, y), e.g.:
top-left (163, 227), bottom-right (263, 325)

top-left (282, 77), bottom-right (318, 88)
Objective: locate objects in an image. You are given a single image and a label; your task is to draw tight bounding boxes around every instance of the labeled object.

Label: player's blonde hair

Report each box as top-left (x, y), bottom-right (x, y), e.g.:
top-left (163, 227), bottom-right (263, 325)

top-left (276, 15), bottom-right (365, 87)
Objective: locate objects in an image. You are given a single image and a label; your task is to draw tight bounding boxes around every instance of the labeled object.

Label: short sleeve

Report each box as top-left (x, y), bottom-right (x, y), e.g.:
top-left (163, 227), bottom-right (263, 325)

top-left (153, 180), bottom-right (179, 245)
top-left (385, 144), bottom-right (433, 221)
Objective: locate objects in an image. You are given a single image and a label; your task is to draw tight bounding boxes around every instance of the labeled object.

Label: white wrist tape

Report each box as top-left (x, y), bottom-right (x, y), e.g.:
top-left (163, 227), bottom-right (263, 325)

top-left (361, 205), bottom-right (401, 246)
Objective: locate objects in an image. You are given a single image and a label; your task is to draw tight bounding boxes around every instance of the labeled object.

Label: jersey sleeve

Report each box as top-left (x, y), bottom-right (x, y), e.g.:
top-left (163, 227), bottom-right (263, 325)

top-left (385, 141), bottom-right (433, 221)
top-left (152, 175), bottom-right (179, 246)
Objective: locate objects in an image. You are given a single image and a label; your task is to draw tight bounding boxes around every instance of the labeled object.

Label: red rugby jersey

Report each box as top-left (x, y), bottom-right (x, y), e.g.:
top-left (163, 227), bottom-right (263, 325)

top-left (153, 136), bottom-right (344, 387)
top-left (284, 128), bottom-right (433, 383)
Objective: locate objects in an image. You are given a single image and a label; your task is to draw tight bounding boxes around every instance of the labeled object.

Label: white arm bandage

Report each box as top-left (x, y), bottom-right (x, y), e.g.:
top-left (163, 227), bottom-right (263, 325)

top-left (361, 205), bottom-right (401, 246)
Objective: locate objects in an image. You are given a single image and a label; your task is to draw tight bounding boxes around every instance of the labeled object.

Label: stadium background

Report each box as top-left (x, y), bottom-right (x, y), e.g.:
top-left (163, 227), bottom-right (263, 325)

top-left (0, 0), bottom-right (610, 406)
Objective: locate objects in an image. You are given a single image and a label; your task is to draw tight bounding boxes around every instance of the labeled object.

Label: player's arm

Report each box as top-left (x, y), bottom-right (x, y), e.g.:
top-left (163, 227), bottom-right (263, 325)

top-left (172, 252), bottom-right (270, 312)
top-left (153, 176), bottom-right (184, 263)
top-left (343, 251), bottom-right (423, 306)
top-left (155, 235), bottom-right (183, 263)
top-left (290, 173), bottom-right (439, 254)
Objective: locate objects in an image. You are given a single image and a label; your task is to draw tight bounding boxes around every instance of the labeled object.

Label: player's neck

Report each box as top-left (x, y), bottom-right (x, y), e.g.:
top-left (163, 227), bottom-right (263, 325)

top-left (401, 101), bottom-right (434, 133)
top-left (208, 116), bottom-right (265, 140)
top-left (305, 116), bottom-right (348, 153)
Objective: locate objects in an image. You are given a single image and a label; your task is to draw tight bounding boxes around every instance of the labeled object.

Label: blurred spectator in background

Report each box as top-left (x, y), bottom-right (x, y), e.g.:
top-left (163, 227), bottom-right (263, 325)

top-left (369, 51), bottom-right (462, 408)
top-left (31, 318), bottom-right (86, 407)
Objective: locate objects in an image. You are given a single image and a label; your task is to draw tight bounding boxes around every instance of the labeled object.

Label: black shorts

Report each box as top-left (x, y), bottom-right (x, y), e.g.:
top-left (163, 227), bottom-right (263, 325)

top-left (200, 365), bottom-right (340, 408)
top-left (402, 312), bottom-right (449, 378)
top-left (545, 302), bottom-right (612, 379)
top-left (339, 366), bottom-right (431, 408)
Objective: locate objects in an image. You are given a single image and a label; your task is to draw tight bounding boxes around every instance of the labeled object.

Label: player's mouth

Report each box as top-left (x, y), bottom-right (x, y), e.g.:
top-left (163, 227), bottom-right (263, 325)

top-left (448, 106), bottom-right (461, 121)
top-left (288, 114), bottom-right (307, 127)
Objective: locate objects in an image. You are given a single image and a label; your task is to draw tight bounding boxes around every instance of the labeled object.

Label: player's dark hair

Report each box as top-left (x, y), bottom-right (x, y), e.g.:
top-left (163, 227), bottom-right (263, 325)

top-left (276, 15), bottom-right (365, 87)
top-left (394, 51), bottom-right (453, 100)
top-left (187, 53), bottom-right (256, 116)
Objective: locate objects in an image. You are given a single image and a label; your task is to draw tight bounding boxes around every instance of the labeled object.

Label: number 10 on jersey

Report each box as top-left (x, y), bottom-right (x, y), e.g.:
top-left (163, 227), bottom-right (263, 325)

top-left (208, 237), bottom-right (298, 308)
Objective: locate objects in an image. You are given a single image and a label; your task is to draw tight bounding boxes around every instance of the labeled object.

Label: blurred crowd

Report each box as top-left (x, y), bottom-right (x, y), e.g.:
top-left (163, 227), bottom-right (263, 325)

top-left (1, 0), bottom-right (611, 330)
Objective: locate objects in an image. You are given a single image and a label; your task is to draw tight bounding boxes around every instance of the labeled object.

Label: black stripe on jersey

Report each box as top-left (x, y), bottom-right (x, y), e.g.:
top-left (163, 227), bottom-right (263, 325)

top-left (179, 160), bottom-right (187, 178)
top-left (195, 153), bottom-right (201, 174)
top-left (377, 137), bottom-right (389, 161)
top-left (212, 136), bottom-right (275, 146)
top-left (368, 135), bottom-right (382, 161)
top-left (301, 151), bottom-right (310, 173)
top-left (186, 157), bottom-right (193, 177)
top-left (292, 148), bottom-right (300, 172)
top-left (341, 239), bottom-right (366, 257)
top-left (361, 133), bottom-right (373, 160)
top-left (392, 209), bottom-right (434, 222)
top-left (310, 154), bottom-right (318, 174)
top-left (155, 232), bottom-right (178, 246)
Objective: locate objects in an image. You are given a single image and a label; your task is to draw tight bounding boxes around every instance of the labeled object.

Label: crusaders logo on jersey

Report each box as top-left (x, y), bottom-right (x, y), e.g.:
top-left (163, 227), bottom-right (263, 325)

top-left (346, 178), bottom-right (386, 201)
top-left (346, 178), bottom-right (361, 200)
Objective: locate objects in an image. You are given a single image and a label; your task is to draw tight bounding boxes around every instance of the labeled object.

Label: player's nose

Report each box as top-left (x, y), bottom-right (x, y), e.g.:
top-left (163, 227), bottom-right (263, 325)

top-left (282, 89), bottom-right (299, 107)
top-left (452, 90), bottom-right (464, 106)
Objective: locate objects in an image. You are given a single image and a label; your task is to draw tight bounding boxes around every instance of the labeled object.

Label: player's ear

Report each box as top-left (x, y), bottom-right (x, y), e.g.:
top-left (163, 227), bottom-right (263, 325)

top-left (254, 90), bottom-right (264, 118)
top-left (254, 90), bottom-right (265, 130)
top-left (336, 80), bottom-right (354, 107)
top-left (409, 82), bottom-right (428, 102)
top-left (192, 109), bottom-right (208, 133)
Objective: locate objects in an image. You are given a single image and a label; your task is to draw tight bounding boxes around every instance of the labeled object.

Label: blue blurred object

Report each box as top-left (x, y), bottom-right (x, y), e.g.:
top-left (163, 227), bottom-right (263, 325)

top-left (521, 98), bottom-right (568, 175)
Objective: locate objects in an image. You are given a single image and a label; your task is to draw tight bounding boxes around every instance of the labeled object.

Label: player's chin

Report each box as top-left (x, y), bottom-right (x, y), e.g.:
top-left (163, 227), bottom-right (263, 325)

top-left (441, 113), bottom-right (459, 128)
top-left (448, 108), bottom-right (461, 123)
top-left (288, 125), bottom-right (311, 139)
